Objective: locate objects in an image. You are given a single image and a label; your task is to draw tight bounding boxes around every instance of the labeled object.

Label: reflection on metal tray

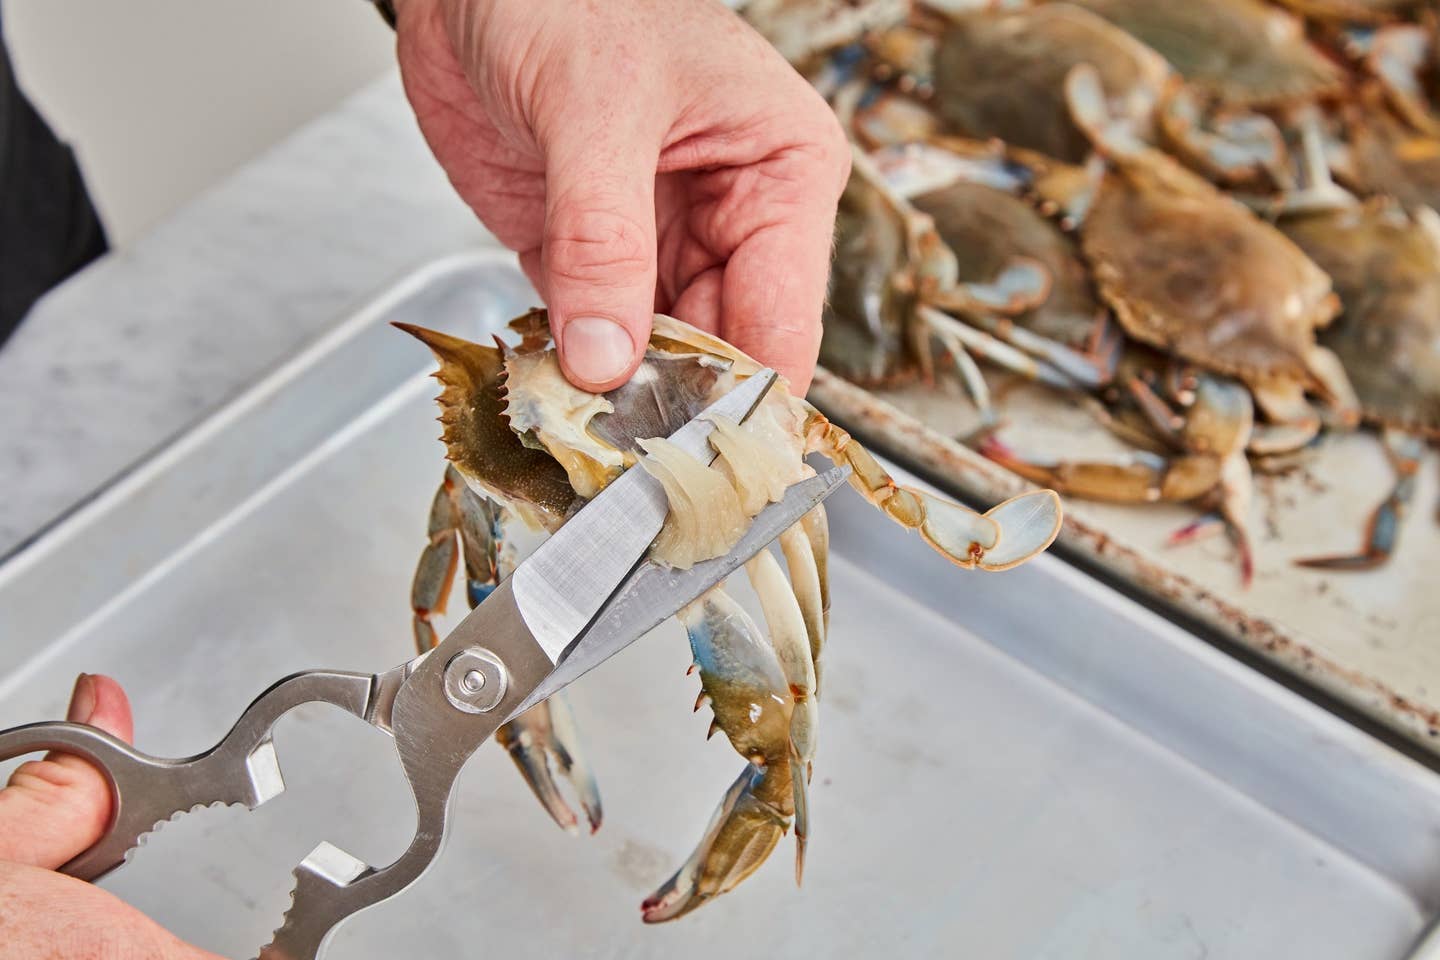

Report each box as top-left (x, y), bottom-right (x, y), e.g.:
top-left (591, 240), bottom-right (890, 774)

top-left (808, 370), bottom-right (1440, 756)
top-left (2, 253), bottom-right (1439, 959)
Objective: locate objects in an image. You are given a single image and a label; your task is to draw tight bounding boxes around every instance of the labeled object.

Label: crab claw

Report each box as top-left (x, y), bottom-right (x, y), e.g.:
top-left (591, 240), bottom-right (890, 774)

top-left (640, 763), bottom-right (790, 924)
top-left (806, 409), bottom-right (1063, 571)
top-left (1295, 431), bottom-right (1423, 573)
top-left (495, 695), bottom-right (603, 835)
top-left (979, 434), bottom-right (1251, 583)
top-left (929, 256), bottom-right (1054, 317)
top-left (1293, 505), bottom-right (1398, 571)
top-left (1168, 512), bottom-right (1255, 587)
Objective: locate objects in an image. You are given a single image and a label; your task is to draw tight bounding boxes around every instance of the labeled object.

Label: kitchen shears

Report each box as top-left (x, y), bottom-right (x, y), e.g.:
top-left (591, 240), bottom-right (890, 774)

top-left (0, 368), bottom-right (849, 959)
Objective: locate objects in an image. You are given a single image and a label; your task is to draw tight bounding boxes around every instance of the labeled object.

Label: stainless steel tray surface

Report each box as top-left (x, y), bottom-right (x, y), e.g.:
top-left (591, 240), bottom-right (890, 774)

top-left (807, 369), bottom-right (1440, 756)
top-left (2, 253), bottom-right (1439, 959)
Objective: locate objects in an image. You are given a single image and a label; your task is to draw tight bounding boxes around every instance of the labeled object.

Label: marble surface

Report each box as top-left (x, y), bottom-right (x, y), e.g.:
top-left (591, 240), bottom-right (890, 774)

top-left (0, 72), bottom-right (496, 558)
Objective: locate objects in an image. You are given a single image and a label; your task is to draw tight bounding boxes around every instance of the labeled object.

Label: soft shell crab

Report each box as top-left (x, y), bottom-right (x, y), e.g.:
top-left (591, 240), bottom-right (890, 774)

top-left (399, 311), bottom-right (1061, 920)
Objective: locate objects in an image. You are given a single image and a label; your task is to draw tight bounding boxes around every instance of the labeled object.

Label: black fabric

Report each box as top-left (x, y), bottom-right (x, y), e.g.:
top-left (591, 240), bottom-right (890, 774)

top-left (0, 11), bottom-right (108, 347)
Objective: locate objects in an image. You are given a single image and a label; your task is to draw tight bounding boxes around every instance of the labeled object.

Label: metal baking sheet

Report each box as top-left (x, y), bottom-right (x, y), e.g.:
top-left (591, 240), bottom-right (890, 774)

top-left (3, 253), bottom-right (1440, 959)
top-left (808, 370), bottom-right (1440, 755)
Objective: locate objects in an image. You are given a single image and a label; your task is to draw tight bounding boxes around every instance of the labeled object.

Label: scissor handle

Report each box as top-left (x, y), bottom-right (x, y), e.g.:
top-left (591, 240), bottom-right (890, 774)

top-left (0, 670), bottom-right (376, 881)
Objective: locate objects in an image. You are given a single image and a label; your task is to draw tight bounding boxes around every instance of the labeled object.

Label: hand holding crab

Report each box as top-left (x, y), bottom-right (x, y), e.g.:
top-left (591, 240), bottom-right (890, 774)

top-left (394, 0), bottom-right (852, 394)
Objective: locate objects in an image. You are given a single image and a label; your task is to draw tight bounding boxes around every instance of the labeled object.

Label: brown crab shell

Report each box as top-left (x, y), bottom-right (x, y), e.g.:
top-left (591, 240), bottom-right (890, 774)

top-left (393, 322), bottom-right (580, 530)
top-left (1345, 90), bottom-right (1440, 212)
top-left (1275, 0), bottom-right (1424, 24)
top-left (910, 177), bottom-right (1104, 350)
top-left (401, 311), bottom-right (791, 529)
top-left (931, 3), bottom-right (1170, 165)
top-left (1071, 0), bottom-right (1345, 108)
top-left (1280, 200), bottom-right (1440, 436)
top-left (1080, 150), bottom-right (1340, 392)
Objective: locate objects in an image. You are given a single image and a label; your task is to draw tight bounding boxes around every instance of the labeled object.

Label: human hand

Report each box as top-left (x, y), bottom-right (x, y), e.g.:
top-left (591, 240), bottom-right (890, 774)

top-left (394, 0), bottom-right (849, 394)
top-left (0, 675), bottom-right (222, 960)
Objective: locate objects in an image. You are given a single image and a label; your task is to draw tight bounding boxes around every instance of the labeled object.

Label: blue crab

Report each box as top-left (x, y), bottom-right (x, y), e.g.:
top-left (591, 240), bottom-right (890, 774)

top-left (1279, 197), bottom-right (1440, 568)
top-left (399, 311), bottom-right (1061, 920)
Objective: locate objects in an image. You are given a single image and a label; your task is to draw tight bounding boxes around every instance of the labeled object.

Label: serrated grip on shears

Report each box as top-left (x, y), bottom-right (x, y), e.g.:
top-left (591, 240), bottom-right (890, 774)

top-left (0, 670), bottom-right (375, 881)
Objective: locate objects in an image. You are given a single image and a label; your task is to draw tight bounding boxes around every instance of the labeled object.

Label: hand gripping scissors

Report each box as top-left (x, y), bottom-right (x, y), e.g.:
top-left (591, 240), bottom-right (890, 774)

top-left (0, 368), bottom-right (850, 959)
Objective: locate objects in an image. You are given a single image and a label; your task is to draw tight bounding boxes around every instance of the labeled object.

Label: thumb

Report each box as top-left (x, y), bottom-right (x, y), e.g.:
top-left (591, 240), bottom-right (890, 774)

top-left (541, 134), bottom-right (658, 392)
top-left (0, 673), bottom-right (133, 869)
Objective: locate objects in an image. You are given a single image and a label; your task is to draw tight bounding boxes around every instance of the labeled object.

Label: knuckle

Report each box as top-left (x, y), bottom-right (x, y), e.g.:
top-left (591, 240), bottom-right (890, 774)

top-left (545, 205), bottom-right (653, 286)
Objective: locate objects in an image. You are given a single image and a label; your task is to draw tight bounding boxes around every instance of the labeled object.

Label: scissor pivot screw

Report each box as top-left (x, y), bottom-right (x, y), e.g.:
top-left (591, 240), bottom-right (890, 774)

top-left (443, 648), bottom-right (508, 713)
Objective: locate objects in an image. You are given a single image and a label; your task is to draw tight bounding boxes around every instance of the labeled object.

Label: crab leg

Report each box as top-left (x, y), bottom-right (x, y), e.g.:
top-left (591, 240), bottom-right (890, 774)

top-left (920, 299), bottom-right (1121, 393)
top-left (1248, 345), bottom-right (1360, 451)
top-left (968, 310), bottom-right (1120, 389)
top-left (641, 763), bottom-right (791, 924)
top-left (495, 692), bottom-right (603, 835)
top-left (980, 437), bottom-right (1256, 585)
top-left (805, 406), bottom-right (1063, 571)
top-left (1172, 450), bottom-right (1257, 585)
top-left (409, 466), bottom-right (602, 834)
top-left (779, 523), bottom-right (827, 692)
top-left (746, 550), bottom-right (816, 882)
top-left (1249, 378), bottom-right (1322, 454)
top-left (801, 504), bottom-right (831, 635)
top-left (979, 437), bottom-right (1221, 504)
top-left (919, 306), bottom-right (1081, 391)
top-left (644, 588), bottom-right (801, 923)
top-left (916, 310), bottom-right (996, 423)
top-left (410, 471), bottom-right (464, 655)
top-left (1296, 429), bottom-right (1426, 571)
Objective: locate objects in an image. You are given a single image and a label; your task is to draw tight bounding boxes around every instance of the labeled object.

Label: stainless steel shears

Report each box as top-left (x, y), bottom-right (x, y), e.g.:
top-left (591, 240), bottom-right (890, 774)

top-left (0, 369), bottom-right (849, 959)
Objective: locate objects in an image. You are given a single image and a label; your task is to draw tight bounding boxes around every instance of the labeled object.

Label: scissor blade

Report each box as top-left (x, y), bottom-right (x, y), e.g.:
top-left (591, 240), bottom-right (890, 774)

top-left (512, 465), bottom-right (851, 716)
top-left (507, 369), bottom-right (777, 662)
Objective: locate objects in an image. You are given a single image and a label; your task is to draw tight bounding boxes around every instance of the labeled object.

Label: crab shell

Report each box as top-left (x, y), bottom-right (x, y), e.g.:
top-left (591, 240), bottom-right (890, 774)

top-left (1280, 200), bottom-right (1440, 436)
top-left (910, 167), bottom-right (1105, 351)
top-left (1079, 143), bottom-right (1342, 397)
top-left (1276, 0), bottom-right (1425, 24)
top-left (1345, 88), bottom-right (1440, 212)
top-left (931, 3), bottom-right (1171, 165)
top-left (1071, 0), bottom-right (1344, 108)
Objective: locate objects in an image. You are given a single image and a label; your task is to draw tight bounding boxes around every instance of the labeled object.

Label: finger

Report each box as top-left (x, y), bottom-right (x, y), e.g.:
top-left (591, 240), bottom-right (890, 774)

top-left (539, 123), bottom-right (662, 391)
top-left (518, 247), bottom-right (544, 295)
top-left (0, 861), bottom-right (224, 960)
top-left (671, 265), bottom-right (724, 336)
top-left (0, 674), bottom-right (133, 870)
top-left (720, 208), bottom-right (839, 396)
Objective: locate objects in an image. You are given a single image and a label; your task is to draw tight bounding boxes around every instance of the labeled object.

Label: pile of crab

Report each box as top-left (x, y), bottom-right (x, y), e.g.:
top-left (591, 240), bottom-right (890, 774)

top-left (743, 0), bottom-right (1440, 583)
top-left (396, 312), bottom-right (1062, 920)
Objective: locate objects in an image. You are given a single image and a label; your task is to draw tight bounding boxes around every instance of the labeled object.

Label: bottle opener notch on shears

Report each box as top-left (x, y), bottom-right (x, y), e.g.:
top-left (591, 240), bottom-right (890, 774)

top-left (0, 367), bottom-right (851, 960)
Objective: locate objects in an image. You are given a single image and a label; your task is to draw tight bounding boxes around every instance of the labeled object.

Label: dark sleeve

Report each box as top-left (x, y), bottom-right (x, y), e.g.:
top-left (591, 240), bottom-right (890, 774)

top-left (0, 11), bottom-right (108, 346)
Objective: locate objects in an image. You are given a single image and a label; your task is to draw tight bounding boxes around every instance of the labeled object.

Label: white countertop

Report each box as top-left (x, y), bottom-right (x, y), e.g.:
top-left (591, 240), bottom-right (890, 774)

top-left (0, 72), bottom-right (496, 557)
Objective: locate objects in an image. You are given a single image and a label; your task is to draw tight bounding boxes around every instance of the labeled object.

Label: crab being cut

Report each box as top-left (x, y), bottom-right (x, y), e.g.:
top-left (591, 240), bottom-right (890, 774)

top-left (410, 465), bottom-right (603, 834)
top-left (399, 311), bottom-right (1061, 921)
